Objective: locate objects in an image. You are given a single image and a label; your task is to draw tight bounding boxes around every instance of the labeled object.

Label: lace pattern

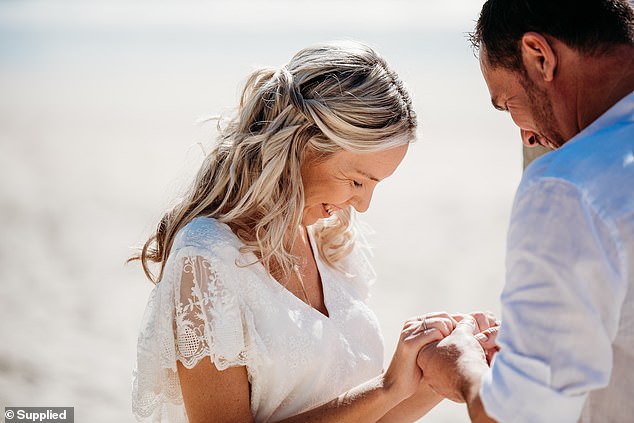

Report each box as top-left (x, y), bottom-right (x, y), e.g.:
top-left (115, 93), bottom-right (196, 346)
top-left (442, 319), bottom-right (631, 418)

top-left (132, 242), bottom-right (254, 422)
top-left (175, 255), bottom-right (249, 369)
top-left (132, 217), bottom-right (382, 423)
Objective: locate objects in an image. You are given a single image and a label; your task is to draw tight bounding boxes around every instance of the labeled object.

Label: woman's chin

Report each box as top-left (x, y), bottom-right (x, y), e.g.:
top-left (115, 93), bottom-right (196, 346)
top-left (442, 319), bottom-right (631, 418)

top-left (301, 214), bottom-right (318, 227)
top-left (302, 213), bottom-right (331, 227)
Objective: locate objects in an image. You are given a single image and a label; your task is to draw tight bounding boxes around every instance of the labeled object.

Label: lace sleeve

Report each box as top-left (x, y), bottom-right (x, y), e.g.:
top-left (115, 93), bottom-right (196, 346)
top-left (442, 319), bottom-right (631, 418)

top-left (132, 246), bottom-right (253, 422)
top-left (174, 252), bottom-right (249, 370)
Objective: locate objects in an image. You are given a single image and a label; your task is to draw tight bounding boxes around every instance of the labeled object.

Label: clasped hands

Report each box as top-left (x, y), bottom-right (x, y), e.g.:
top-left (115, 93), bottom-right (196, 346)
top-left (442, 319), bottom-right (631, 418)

top-left (383, 311), bottom-right (499, 406)
top-left (418, 312), bottom-right (499, 403)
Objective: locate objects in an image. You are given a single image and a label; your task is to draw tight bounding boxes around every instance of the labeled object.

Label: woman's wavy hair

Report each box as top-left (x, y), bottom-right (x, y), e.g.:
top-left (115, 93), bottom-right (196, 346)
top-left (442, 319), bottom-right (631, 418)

top-left (132, 41), bottom-right (417, 283)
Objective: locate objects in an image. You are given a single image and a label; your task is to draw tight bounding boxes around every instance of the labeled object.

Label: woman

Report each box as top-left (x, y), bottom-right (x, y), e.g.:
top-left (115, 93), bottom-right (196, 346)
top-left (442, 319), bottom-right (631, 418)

top-left (131, 41), bottom-right (468, 422)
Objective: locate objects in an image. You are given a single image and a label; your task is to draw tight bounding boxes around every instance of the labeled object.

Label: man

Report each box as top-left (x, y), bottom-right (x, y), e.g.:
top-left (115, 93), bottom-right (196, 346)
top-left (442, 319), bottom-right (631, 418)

top-left (417, 1), bottom-right (634, 422)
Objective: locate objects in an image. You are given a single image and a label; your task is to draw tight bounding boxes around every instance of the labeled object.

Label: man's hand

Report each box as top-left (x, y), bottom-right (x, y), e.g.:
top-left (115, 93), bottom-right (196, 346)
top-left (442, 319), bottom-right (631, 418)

top-left (416, 316), bottom-right (490, 403)
top-left (454, 312), bottom-right (500, 365)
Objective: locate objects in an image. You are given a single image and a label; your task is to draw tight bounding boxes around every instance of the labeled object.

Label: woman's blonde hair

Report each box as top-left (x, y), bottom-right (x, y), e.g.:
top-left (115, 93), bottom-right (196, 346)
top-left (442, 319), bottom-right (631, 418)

top-left (133, 41), bottom-right (417, 283)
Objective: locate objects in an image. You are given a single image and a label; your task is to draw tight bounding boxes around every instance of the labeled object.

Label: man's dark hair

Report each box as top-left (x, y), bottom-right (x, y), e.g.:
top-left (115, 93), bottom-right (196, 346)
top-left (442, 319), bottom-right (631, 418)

top-left (470, 0), bottom-right (634, 70)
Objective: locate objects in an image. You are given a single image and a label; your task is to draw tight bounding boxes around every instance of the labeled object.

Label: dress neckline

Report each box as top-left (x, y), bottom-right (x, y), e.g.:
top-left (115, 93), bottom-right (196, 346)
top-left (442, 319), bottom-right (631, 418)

top-left (211, 218), bottom-right (333, 320)
top-left (305, 226), bottom-right (332, 318)
top-left (270, 226), bottom-right (331, 319)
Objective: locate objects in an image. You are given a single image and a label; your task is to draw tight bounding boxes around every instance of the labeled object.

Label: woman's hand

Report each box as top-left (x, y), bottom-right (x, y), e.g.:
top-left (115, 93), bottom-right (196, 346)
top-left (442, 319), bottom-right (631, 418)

top-left (454, 311), bottom-right (500, 365)
top-left (453, 311), bottom-right (499, 332)
top-left (475, 325), bottom-right (500, 365)
top-left (417, 316), bottom-right (489, 404)
top-left (382, 312), bottom-right (458, 402)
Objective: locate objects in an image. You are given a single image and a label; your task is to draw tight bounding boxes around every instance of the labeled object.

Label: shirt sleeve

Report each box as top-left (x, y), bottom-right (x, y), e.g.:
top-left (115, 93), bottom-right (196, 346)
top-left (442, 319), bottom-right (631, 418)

top-left (480, 178), bottom-right (627, 423)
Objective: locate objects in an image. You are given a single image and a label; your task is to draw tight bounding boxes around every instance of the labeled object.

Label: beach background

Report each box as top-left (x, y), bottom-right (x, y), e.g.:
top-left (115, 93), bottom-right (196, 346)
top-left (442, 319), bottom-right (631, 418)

top-left (0, 1), bottom-right (523, 422)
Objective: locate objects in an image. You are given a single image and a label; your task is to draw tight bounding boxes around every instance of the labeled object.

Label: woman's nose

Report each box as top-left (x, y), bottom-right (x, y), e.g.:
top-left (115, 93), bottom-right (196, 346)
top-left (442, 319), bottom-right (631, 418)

top-left (351, 190), bottom-right (373, 213)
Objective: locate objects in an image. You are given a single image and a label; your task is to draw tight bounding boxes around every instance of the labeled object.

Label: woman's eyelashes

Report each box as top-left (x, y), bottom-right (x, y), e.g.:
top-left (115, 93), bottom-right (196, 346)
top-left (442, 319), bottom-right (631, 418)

top-left (335, 173), bottom-right (363, 188)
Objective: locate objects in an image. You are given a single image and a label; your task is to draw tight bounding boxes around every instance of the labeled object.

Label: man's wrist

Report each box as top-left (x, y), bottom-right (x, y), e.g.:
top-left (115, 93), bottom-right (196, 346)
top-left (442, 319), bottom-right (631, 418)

top-left (466, 390), bottom-right (496, 423)
top-left (458, 359), bottom-right (488, 403)
top-left (458, 364), bottom-right (497, 422)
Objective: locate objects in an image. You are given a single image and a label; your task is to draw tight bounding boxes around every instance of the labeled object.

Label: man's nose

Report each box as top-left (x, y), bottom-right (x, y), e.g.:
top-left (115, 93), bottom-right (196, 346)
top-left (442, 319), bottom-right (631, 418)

top-left (520, 129), bottom-right (539, 147)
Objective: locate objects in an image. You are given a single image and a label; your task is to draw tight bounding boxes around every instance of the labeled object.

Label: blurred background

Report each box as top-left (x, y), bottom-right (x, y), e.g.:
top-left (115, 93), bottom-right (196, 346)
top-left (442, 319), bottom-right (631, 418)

top-left (0, 1), bottom-right (524, 421)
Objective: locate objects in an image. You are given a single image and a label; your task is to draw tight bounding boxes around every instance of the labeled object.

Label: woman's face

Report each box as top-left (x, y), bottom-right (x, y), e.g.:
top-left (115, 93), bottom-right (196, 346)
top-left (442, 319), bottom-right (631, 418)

top-left (300, 144), bottom-right (409, 226)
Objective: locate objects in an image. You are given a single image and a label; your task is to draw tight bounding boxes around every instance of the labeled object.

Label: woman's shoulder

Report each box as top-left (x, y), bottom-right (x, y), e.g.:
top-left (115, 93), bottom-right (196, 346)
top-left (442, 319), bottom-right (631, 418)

top-left (171, 216), bottom-right (241, 259)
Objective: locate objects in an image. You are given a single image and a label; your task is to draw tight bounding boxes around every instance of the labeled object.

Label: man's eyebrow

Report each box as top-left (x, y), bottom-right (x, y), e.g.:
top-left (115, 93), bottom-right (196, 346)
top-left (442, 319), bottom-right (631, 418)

top-left (491, 96), bottom-right (507, 111)
top-left (355, 169), bottom-right (381, 182)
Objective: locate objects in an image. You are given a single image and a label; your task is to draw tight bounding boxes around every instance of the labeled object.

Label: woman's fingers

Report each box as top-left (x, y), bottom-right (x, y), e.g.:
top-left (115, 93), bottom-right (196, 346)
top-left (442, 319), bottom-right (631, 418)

top-left (452, 311), bottom-right (498, 319)
top-left (405, 325), bottom-right (444, 344)
top-left (384, 316), bottom-right (452, 401)
top-left (406, 312), bottom-right (500, 347)
top-left (472, 312), bottom-right (489, 332)
top-left (413, 312), bottom-right (458, 337)
top-left (471, 311), bottom-right (499, 332)
top-left (410, 311), bottom-right (500, 338)
top-left (474, 326), bottom-right (499, 350)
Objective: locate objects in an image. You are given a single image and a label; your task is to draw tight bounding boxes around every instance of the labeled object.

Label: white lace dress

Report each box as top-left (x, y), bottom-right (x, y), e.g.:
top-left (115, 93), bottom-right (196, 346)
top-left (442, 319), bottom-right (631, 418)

top-left (132, 217), bottom-right (384, 422)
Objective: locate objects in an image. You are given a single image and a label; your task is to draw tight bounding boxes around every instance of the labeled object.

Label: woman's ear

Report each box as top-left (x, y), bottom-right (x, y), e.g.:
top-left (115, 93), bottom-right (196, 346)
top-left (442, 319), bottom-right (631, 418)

top-left (520, 32), bottom-right (557, 82)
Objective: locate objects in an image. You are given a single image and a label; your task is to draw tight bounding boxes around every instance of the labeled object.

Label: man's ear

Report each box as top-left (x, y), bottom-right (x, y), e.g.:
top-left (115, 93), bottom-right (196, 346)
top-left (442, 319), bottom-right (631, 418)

top-left (520, 32), bottom-right (557, 82)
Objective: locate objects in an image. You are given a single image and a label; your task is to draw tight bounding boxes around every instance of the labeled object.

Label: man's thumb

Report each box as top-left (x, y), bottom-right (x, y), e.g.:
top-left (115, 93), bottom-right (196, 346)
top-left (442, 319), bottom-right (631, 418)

top-left (455, 315), bottom-right (478, 335)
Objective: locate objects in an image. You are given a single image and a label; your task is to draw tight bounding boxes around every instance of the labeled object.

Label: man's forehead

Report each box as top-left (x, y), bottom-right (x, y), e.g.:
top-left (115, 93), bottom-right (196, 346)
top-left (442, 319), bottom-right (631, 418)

top-left (478, 51), bottom-right (497, 89)
top-left (477, 54), bottom-right (520, 110)
top-left (478, 47), bottom-right (495, 73)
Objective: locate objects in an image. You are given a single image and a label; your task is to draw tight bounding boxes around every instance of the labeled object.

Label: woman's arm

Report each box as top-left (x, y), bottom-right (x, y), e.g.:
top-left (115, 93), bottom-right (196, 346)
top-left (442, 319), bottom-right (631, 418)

top-left (178, 313), bottom-right (455, 423)
top-left (376, 382), bottom-right (443, 422)
top-left (177, 358), bottom-right (254, 423)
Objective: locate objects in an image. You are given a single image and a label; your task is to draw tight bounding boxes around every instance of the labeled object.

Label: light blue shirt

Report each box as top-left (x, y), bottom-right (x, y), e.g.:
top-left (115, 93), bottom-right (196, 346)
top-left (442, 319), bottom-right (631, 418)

top-left (480, 91), bottom-right (634, 423)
